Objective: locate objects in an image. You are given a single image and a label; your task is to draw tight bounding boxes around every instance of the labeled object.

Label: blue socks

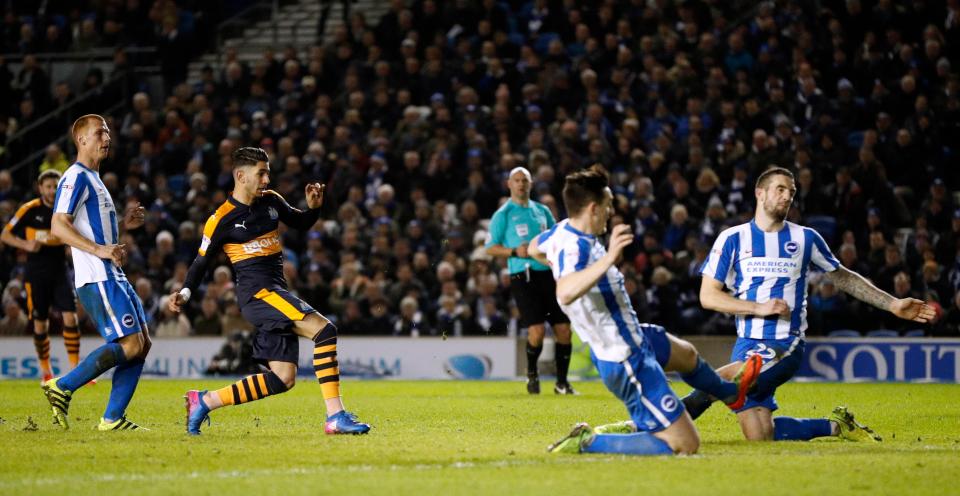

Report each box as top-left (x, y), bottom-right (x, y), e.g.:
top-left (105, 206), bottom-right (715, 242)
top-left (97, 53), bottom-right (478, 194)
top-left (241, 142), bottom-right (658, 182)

top-left (680, 357), bottom-right (737, 404)
top-left (582, 433), bottom-right (674, 455)
top-left (57, 342), bottom-right (126, 392)
top-left (103, 358), bottom-right (145, 422)
top-left (773, 417), bottom-right (833, 441)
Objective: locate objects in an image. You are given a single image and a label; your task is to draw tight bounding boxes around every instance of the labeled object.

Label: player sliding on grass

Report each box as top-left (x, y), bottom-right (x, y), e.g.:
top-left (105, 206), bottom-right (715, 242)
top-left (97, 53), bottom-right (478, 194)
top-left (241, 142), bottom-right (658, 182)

top-left (170, 147), bottom-right (370, 435)
top-left (529, 165), bottom-right (761, 455)
top-left (680, 166), bottom-right (936, 442)
top-left (42, 114), bottom-right (151, 431)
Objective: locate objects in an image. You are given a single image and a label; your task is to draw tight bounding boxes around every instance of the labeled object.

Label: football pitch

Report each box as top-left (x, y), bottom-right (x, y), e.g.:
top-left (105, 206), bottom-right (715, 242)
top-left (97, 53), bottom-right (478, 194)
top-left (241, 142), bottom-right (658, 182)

top-left (0, 380), bottom-right (958, 495)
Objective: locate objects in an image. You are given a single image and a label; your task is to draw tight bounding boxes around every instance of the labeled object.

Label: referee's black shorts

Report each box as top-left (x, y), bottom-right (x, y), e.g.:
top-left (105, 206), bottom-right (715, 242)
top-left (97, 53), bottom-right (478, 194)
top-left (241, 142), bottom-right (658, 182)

top-left (509, 269), bottom-right (570, 328)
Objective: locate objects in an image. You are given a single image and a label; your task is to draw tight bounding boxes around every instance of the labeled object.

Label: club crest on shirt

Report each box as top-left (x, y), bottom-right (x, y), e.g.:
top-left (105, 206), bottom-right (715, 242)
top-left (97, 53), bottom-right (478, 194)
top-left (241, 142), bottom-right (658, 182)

top-left (268, 207), bottom-right (278, 220)
top-left (661, 396), bottom-right (678, 413)
top-left (784, 240), bottom-right (800, 256)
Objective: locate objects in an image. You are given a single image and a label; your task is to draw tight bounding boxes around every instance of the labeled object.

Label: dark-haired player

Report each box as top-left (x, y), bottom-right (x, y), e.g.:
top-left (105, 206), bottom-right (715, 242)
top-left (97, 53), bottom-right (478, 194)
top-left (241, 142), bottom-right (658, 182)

top-left (2, 170), bottom-right (81, 382)
top-left (685, 166), bottom-right (935, 442)
top-left (171, 146), bottom-right (370, 435)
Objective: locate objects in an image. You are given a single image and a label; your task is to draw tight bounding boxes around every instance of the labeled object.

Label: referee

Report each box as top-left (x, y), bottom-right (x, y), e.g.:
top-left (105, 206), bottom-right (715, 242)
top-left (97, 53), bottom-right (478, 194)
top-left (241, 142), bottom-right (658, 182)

top-left (486, 167), bottom-right (575, 395)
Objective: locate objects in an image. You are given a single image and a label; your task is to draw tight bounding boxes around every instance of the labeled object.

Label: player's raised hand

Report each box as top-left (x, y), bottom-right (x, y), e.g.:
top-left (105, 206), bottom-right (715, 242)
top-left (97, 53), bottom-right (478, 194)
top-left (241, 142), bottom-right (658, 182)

top-left (96, 243), bottom-right (126, 266)
top-left (168, 291), bottom-right (185, 313)
top-left (124, 203), bottom-right (146, 230)
top-left (606, 223), bottom-right (633, 258)
top-left (305, 182), bottom-right (325, 209)
top-left (890, 297), bottom-right (936, 323)
top-left (755, 298), bottom-right (790, 317)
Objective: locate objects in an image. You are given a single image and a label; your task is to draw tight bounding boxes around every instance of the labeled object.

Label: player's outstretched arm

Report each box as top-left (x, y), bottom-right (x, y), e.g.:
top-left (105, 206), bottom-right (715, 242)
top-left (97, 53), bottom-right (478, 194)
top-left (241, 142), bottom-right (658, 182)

top-left (827, 266), bottom-right (935, 323)
top-left (699, 277), bottom-right (790, 317)
top-left (271, 184), bottom-right (324, 230)
top-left (555, 224), bottom-right (631, 305)
top-left (51, 212), bottom-right (125, 266)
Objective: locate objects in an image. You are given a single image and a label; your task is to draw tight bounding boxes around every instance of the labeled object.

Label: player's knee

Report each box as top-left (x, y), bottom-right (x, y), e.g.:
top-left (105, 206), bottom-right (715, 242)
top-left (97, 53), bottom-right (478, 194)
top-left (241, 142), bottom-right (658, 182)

top-left (677, 340), bottom-right (699, 367)
top-left (118, 335), bottom-right (144, 359)
top-left (62, 312), bottom-right (78, 326)
top-left (139, 336), bottom-right (152, 358)
top-left (313, 322), bottom-right (338, 345)
top-left (669, 431), bottom-right (700, 455)
top-left (265, 371), bottom-right (294, 393)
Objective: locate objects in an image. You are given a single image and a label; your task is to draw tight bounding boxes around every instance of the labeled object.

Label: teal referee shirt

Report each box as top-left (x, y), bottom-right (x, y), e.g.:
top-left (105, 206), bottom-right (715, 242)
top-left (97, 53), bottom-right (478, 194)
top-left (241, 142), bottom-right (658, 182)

top-left (486, 199), bottom-right (555, 275)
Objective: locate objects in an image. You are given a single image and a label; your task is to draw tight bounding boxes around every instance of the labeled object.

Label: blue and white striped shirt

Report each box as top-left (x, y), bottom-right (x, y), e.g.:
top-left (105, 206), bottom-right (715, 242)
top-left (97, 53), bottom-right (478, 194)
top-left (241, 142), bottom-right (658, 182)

top-left (537, 220), bottom-right (645, 362)
top-left (700, 220), bottom-right (839, 340)
top-left (53, 162), bottom-right (126, 288)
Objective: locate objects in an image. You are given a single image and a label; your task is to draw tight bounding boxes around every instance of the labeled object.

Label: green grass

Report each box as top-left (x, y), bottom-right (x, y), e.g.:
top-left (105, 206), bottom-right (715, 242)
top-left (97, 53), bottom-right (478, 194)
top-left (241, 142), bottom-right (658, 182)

top-left (0, 379), bottom-right (958, 495)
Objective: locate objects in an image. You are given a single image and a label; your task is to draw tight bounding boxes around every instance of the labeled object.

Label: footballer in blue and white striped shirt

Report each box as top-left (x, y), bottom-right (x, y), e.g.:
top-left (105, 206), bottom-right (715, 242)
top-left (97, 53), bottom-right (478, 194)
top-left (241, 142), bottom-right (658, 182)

top-left (688, 166), bottom-right (934, 442)
top-left (41, 114), bottom-right (151, 432)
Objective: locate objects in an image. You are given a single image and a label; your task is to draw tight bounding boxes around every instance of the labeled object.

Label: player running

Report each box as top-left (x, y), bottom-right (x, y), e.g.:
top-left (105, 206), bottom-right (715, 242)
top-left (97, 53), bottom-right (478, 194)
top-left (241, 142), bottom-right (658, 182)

top-left (170, 146), bottom-right (370, 435)
top-left (41, 114), bottom-right (151, 431)
top-left (682, 166), bottom-right (935, 442)
top-left (2, 170), bottom-right (82, 382)
top-left (529, 165), bottom-right (760, 455)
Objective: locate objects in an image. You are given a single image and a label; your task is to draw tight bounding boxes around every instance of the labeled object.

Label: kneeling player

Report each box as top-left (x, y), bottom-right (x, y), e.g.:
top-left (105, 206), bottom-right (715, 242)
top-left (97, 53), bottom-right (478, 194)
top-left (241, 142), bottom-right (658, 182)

top-left (169, 147), bottom-right (369, 435)
top-left (531, 166), bottom-right (759, 455)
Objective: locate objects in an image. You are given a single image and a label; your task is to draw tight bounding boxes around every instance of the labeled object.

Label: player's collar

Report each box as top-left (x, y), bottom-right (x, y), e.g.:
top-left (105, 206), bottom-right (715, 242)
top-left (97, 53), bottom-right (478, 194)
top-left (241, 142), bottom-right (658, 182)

top-left (563, 222), bottom-right (595, 239)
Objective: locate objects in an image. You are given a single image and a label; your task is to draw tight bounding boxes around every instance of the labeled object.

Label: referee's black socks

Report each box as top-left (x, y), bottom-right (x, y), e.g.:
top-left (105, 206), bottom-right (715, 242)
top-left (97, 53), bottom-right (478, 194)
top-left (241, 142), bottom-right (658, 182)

top-left (525, 342), bottom-right (542, 377)
top-left (555, 342), bottom-right (572, 385)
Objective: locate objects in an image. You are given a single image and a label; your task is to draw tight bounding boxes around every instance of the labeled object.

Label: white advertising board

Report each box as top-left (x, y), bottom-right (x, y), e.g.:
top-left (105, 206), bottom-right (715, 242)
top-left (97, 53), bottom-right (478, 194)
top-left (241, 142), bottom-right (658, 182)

top-left (0, 337), bottom-right (518, 380)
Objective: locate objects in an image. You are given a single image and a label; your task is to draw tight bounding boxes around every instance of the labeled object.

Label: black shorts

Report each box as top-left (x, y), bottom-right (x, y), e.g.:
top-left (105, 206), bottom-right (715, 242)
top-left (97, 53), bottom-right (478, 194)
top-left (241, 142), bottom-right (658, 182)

top-left (241, 287), bottom-right (317, 364)
top-left (509, 269), bottom-right (570, 328)
top-left (25, 269), bottom-right (76, 320)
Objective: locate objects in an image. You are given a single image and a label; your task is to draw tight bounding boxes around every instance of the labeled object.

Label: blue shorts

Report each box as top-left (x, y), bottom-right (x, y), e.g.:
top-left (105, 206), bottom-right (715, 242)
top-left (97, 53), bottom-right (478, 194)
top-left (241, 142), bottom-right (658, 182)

top-left (76, 279), bottom-right (147, 341)
top-left (730, 336), bottom-right (805, 413)
top-left (592, 342), bottom-right (685, 433)
top-left (640, 323), bottom-right (671, 368)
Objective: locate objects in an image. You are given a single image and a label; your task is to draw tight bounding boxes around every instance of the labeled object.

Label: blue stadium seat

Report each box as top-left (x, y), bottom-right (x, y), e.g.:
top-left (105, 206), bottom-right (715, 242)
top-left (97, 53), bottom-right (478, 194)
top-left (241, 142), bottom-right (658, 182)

top-left (806, 215), bottom-right (838, 245)
top-left (903, 329), bottom-right (926, 338)
top-left (866, 329), bottom-right (899, 338)
top-left (828, 329), bottom-right (860, 337)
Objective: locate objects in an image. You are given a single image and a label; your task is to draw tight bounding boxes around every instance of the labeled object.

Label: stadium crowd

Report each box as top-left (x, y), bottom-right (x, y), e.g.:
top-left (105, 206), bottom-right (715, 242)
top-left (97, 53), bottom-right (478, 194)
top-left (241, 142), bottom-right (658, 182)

top-left (2, 0), bottom-right (960, 338)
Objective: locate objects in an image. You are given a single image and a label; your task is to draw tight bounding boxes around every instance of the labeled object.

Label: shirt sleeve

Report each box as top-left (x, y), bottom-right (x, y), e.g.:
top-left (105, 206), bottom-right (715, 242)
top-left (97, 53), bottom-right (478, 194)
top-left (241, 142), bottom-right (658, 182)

top-left (808, 229), bottom-right (840, 273)
top-left (183, 210), bottom-right (229, 292)
top-left (3, 202), bottom-right (33, 236)
top-left (267, 190), bottom-right (322, 230)
top-left (53, 172), bottom-right (89, 216)
top-left (700, 230), bottom-right (737, 284)
top-left (485, 207), bottom-right (507, 248)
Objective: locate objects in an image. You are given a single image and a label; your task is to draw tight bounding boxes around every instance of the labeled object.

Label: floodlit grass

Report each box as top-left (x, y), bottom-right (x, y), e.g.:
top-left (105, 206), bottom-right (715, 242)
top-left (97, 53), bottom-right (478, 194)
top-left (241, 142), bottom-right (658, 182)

top-left (0, 380), bottom-right (958, 495)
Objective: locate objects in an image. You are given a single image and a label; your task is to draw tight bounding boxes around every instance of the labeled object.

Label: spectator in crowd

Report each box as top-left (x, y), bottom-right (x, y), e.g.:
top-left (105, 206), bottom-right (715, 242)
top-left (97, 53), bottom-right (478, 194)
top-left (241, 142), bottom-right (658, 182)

top-left (193, 296), bottom-right (224, 336)
top-left (0, 295), bottom-right (29, 335)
